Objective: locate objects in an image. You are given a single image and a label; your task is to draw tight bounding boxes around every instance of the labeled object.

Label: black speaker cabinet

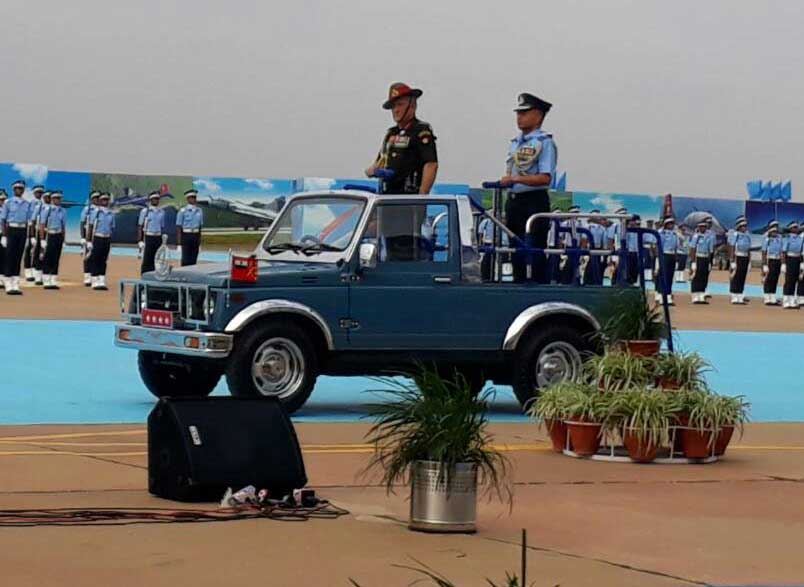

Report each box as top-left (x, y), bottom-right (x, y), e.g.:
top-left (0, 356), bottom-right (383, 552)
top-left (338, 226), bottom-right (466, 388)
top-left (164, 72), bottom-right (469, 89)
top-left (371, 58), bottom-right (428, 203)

top-left (148, 397), bottom-right (307, 502)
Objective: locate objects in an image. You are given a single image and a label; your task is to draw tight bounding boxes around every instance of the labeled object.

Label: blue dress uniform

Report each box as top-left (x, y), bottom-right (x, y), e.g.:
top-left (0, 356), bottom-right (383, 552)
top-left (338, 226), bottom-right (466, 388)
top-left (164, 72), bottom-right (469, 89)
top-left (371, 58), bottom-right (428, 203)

top-left (31, 192), bottom-right (52, 284)
top-left (689, 224), bottom-right (715, 303)
top-left (782, 222), bottom-right (803, 308)
top-left (675, 228), bottom-right (689, 282)
top-left (41, 192), bottom-right (66, 289)
top-left (0, 190), bottom-right (7, 287)
top-left (656, 218), bottom-right (678, 303)
top-left (761, 222), bottom-right (784, 304)
top-left (138, 193), bottom-right (166, 275)
top-left (625, 221), bottom-right (641, 285)
top-left (88, 194), bottom-right (115, 290)
top-left (81, 191), bottom-right (101, 285)
top-left (582, 212), bottom-right (606, 285)
top-left (729, 221), bottom-right (752, 303)
top-left (176, 190), bottom-right (203, 266)
top-left (0, 181), bottom-right (32, 294)
top-left (23, 186), bottom-right (45, 279)
top-left (504, 93), bottom-right (556, 283)
top-left (558, 205), bottom-right (581, 284)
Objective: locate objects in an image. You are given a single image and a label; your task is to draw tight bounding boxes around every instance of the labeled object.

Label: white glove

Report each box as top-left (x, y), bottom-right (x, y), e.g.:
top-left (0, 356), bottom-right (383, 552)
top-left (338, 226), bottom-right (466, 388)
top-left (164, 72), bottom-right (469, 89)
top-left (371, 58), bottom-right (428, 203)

top-left (176, 245), bottom-right (182, 256)
top-left (29, 237), bottom-right (36, 246)
top-left (781, 263), bottom-right (787, 274)
top-left (0, 236), bottom-right (6, 248)
top-left (86, 242), bottom-right (93, 252)
top-left (80, 238), bottom-right (86, 246)
top-left (691, 262), bottom-right (697, 273)
top-left (40, 239), bottom-right (47, 249)
top-left (730, 261), bottom-right (736, 271)
top-left (138, 241), bottom-right (145, 251)
top-left (762, 264), bottom-right (769, 274)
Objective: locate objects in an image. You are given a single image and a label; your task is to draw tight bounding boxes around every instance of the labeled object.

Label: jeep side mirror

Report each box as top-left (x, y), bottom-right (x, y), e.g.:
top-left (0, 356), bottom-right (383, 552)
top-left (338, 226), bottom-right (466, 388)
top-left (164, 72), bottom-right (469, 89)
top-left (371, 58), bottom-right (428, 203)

top-left (359, 242), bottom-right (378, 270)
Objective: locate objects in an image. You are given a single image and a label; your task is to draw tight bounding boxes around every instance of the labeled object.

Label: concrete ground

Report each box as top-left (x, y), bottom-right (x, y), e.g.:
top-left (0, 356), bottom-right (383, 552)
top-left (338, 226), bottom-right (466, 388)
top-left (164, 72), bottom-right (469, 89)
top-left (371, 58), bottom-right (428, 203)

top-left (1, 422), bottom-right (803, 586)
top-left (2, 253), bottom-right (804, 586)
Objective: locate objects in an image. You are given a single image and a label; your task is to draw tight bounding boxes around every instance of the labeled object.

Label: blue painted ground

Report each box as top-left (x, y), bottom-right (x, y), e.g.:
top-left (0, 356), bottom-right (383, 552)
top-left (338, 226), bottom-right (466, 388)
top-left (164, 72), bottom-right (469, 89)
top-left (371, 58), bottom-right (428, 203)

top-left (0, 320), bottom-right (800, 424)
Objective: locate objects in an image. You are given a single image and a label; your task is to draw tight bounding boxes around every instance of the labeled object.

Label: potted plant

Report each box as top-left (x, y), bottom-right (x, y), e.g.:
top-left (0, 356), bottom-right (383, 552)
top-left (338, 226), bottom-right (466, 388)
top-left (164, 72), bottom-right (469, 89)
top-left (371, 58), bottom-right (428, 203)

top-left (611, 388), bottom-right (678, 463)
top-left (583, 350), bottom-right (654, 391)
top-left (563, 384), bottom-right (612, 456)
top-left (596, 290), bottom-right (667, 355)
top-left (528, 381), bottom-right (584, 452)
top-left (711, 394), bottom-right (750, 456)
top-left (677, 390), bottom-right (717, 458)
top-left (362, 365), bottom-right (511, 533)
top-left (653, 352), bottom-right (710, 391)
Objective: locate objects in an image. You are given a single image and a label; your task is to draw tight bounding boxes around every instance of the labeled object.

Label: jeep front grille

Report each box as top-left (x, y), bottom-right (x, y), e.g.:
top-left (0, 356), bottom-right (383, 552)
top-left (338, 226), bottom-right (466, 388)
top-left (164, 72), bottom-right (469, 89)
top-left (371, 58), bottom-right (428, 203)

top-left (119, 279), bottom-right (213, 328)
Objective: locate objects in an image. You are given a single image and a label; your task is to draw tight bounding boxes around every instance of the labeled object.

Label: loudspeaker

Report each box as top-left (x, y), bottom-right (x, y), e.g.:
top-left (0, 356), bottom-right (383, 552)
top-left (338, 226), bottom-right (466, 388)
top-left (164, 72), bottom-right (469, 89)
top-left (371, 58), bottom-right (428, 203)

top-left (148, 397), bottom-right (307, 502)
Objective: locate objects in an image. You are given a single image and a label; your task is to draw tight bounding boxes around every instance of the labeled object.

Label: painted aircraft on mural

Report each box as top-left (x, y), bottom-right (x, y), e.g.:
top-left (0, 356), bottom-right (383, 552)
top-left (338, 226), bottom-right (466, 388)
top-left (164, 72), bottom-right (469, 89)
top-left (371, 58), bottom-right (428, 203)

top-left (111, 185), bottom-right (175, 209)
top-left (196, 195), bottom-right (280, 230)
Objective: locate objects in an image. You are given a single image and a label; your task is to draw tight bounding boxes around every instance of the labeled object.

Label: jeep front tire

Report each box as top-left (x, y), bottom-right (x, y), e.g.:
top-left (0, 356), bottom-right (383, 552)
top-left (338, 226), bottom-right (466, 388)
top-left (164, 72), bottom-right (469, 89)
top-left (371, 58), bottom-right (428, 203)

top-left (225, 318), bottom-right (318, 414)
top-left (138, 351), bottom-right (223, 398)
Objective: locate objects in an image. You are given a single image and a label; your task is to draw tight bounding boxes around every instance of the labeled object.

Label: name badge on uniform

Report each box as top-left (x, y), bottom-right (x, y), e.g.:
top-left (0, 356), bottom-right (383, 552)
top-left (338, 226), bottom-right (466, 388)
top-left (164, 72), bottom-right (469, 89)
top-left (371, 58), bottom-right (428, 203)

top-left (514, 143), bottom-right (541, 171)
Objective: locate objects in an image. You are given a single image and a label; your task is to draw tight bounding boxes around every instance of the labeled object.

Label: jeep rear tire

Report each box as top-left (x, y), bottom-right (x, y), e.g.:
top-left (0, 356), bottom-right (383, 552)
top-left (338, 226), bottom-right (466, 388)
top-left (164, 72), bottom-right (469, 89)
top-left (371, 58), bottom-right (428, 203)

top-left (225, 318), bottom-right (318, 414)
top-left (511, 325), bottom-right (589, 409)
top-left (138, 351), bottom-right (223, 398)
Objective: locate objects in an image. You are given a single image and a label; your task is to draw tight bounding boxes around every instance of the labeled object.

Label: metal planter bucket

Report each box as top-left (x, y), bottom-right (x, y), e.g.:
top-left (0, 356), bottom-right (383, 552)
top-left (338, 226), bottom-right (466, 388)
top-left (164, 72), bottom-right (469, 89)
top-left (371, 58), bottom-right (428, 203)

top-left (409, 460), bottom-right (477, 533)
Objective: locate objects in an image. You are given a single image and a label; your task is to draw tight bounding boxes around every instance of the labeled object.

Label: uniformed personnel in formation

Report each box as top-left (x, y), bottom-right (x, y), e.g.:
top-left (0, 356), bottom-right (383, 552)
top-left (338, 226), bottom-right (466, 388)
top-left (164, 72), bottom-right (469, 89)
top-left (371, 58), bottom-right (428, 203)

top-left (138, 192), bottom-right (166, 275)
top-left (689, 220), bottom-right (715, 304)
top-left (32, 190), bottom-right (53, 285)
top-left (80, 191), bottom-right (101, 286)
top-left (674, 225), bottom-right (690, 283)
top-left (366, 82), bottom-right (438, 195)
top-left (0, 190), bottom-right (7, 289)
top-left (728, 218), bottom-right (752, 304)
top-left (86, 192), bottom-right (115, 290)
top-left (39, 190), bottom-right (66, 289)
top-left (0, 181), bottom-right (31, 294)
top-left (624, 215), bottom-right (641, 285)
top-left (24, 185), bottom-right (46, 283)
top-left (761, 221), bottom-right (783, 305)
top-left (176, 189), bottom-right (203, 266)
top-left (781, 221), bottom-right (803, 309)
top-left (500, 92), bottom-right (556, 283)
top-left (655, 217), bottom-right (678, 305)
top-left (582, 209), bottom-right (606, 286)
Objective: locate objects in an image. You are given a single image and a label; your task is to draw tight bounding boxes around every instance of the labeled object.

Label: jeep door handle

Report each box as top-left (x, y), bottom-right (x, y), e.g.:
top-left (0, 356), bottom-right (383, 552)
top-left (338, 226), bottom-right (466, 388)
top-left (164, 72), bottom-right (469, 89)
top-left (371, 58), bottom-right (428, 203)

top-left (433, 276), bottom-right (452, 284)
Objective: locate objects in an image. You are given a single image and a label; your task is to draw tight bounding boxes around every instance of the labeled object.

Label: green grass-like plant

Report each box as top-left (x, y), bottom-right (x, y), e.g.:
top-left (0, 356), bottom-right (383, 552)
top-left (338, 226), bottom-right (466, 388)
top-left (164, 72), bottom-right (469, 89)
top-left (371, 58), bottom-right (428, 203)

top-left (583, 350), bottom-right (654, 391)
top-left (611, 388), bottom-right (680, 448)
top-left (653, 352), bottom-right (711, 391)
top-left (526, 380), bottom-right (586, 423)
top-left (362, 365), bottom-right (511, 505)
top-left (596, 289), bottom-right (667, 347)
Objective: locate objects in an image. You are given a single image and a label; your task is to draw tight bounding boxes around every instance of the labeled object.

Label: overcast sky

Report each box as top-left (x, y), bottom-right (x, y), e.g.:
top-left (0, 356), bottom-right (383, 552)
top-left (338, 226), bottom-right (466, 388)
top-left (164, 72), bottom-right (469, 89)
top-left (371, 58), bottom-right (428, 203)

top-left (1, 0), bottom-right (802, 199)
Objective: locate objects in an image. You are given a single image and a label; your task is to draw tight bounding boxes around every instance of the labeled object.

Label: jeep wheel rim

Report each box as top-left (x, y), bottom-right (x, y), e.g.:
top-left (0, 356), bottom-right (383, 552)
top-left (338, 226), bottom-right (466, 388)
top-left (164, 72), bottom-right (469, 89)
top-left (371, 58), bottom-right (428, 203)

top-left (535, 342), bottom-right (581, 388)
top-left (251, 337), bottom-right (305, 398)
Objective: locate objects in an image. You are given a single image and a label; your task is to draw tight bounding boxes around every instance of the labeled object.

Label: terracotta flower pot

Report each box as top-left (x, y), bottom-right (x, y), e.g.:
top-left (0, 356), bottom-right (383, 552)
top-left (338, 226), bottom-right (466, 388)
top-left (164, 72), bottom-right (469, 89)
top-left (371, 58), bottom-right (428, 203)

top-left (566, 421), bottom-right (602, 456)
top-left (656, 377), bottom-right (680, 390)
top-left (545, 419), bottom-right (569, 453)
top-left (623, 430), bottom-right (659, 463)
top-left (680, 428), bottom-right (714, 458)
top-left (672, 413), bottom-right (688, 455)
top-left (714, 426), bottom-right (735, 456)
top-left (625, 340), bottom-right (661, 356)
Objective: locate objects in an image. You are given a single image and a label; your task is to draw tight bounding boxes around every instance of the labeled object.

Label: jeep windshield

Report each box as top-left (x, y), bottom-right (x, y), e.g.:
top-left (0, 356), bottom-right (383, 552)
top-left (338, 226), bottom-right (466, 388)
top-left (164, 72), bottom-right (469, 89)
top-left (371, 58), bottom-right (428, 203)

top-left (262, 196), bottom-right (366, 261)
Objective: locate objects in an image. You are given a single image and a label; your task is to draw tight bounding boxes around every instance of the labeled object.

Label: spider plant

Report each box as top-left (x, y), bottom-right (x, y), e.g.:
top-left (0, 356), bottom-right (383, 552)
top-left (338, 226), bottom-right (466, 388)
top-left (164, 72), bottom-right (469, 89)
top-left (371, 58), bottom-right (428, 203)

top-left (562, 383), bottom-right (613, 424)
top-left (611, 388), bottom-right (680, 449)
top-left (595, 289), bottom-right (668, 347)
top-left (653, 351), bottom-right (711, 391)
top-left (526, 380), bottom-right (586, 423)
top-left (362, 364), bottom-right (511, 504)
top-left (583, 350), bottom-right (655, 391)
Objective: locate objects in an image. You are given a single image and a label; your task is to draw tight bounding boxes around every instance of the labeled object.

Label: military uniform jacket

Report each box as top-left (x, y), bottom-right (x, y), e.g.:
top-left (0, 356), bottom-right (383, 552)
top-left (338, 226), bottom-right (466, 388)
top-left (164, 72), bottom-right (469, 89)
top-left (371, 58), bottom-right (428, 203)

top-left (377, 119), bottom-right (437, 194)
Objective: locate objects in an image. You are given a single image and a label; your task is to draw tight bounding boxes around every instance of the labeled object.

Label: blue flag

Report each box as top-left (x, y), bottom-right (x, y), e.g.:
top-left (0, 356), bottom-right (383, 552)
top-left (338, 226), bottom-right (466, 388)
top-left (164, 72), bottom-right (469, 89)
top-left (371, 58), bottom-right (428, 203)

top-left (746, 180), bottom-right (763, 199)
top-left (781, 181), bottom-right (792, 202)
top-left (771, 182), bottom-right (782, 201)
top-left (760, 181), bottom-right (772, 201)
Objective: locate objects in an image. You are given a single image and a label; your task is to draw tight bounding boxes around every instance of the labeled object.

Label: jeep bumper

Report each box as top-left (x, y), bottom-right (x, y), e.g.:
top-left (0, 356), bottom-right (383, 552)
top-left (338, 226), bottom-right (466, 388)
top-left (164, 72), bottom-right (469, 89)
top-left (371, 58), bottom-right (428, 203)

top-left (114, 324), bottom-right (233, 358)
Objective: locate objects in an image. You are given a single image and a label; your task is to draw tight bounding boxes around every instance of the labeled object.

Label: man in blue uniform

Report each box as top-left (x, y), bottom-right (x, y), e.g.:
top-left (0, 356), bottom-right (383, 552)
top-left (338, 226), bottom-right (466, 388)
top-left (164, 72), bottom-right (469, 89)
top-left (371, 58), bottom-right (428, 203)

top-left (86, 192), bottom-right (115, 290)
top-left (582, 209), bottom-right (606, 286)
top-left (0, 190), bottom-right (6, 289)
top-left (689, 220), bottom-right (714, 304)
top-left (782, 221), bottom-right (803, 309)
top-left (138, 192), bottom-right (166, 275)
top-left (23, 185), bottom-right (45, 282)
top-left (622, 215), bottom-right (642, 285)
top-left (655, 217), bottom-right (678, 304)
top-left (39, 191), bottom-right (66, 290)
top-left (176, 189), bottom-right (203, 266)
top-left (728, 218), bottom-right (752, 304)
top-left (643, 219), bottom-right (657, 282)
top-left (31, 190), bottom-right (52, 285)
top-left (761, 221), bottom-right (783, 305)
top-left (80, 191), bottom-right (101, 286)
top-left (499, 92), bottom-right (556, 283)
top-left (558, 204), bottom-right (581, 284)
top-left (0, 181), bottom-right (32, 294)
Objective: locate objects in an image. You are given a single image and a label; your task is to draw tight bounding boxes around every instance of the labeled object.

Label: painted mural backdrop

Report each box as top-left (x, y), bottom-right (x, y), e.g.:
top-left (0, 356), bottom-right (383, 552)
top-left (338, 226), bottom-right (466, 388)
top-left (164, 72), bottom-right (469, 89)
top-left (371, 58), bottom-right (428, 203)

top-left (666, 196), bottom-right (746, 247)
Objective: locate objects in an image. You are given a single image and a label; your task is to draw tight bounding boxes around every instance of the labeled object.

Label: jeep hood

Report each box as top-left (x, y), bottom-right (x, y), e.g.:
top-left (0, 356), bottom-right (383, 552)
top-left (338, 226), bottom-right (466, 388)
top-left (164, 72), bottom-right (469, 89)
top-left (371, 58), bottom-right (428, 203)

top-left (142, 260), bottom-right (343, 287)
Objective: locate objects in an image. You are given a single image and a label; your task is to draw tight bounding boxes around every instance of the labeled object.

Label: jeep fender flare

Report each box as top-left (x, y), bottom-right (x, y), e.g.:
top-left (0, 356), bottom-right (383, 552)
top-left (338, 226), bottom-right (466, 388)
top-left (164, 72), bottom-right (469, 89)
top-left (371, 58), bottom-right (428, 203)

top-left (502, 302), bottom-right (601, 351)
top-left (224, 300), bottom-right (335, 351)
